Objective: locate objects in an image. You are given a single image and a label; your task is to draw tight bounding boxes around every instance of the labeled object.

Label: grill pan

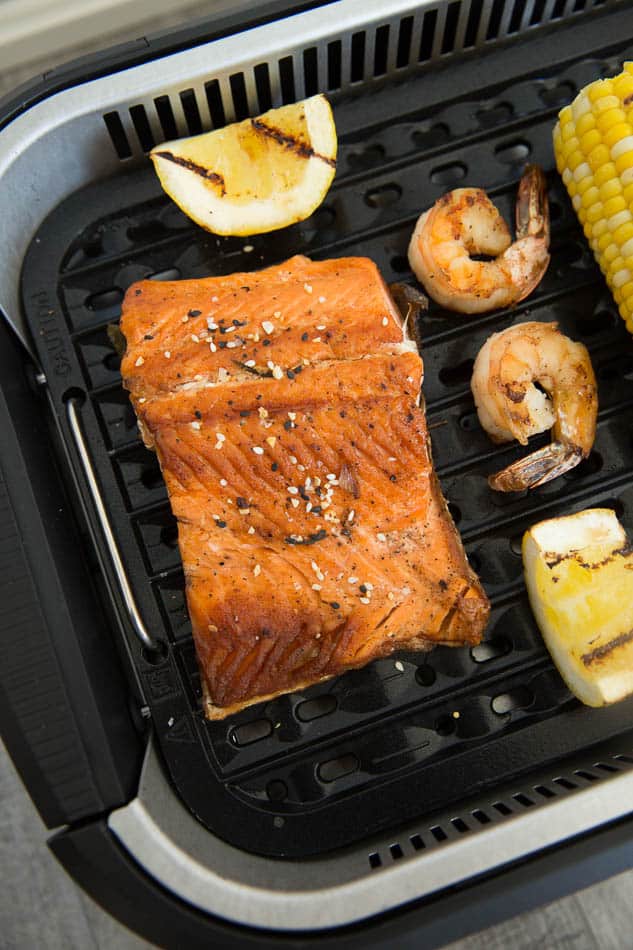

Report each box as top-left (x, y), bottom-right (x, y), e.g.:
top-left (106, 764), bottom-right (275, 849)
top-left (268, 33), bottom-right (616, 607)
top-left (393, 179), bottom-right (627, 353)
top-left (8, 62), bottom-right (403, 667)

top-left (20, 64), bottom-right (633, 856)
top-left (3, 0), bottom-right (633, 940)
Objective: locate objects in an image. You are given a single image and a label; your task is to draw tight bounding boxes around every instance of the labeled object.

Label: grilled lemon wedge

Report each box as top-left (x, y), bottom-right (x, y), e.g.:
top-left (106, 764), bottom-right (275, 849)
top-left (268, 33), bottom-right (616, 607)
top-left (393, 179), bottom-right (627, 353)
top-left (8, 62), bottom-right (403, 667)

top-left (150, 94), bottom-right (337, 236)
top-left (523, 509), bottom-right (633, 706)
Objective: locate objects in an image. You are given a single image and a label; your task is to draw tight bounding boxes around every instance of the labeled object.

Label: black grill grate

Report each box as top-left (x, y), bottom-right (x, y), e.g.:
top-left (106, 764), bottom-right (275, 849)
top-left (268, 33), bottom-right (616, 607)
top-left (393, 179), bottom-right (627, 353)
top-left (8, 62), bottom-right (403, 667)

top-left (21, 34), bottom-right (633, 858)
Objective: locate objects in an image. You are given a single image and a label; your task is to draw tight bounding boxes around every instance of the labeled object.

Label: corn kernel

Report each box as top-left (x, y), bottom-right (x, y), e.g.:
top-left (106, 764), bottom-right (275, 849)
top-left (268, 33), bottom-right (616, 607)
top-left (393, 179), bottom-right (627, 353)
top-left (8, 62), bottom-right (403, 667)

top-left (608, 210), bottom-right (632, 232)
top-left (569, 149), bottom-right (590, 172)
top-left (559, 105), bottom-right (574, 126)
top-left (604, 195), bottom-right (627, 217)
top-left (598, 112), bottom-right (627, 136)
top-left (595, 162), bottom-right (619, 186)
top-left (596, 230), bottom-right (613, 252)
top-left (586, 202), bottom-right (605, 225)
top-left (579, 182), bottom-right (598, 203)
top-left (592, 92), bottom-right (618, 111)
top-left (599, 179), bottom-right (623, 202)
top-left (574, 110), bottom-right (595, 134)
top-left (587, 143), bottom-right (611, 171)
top-left (618, 279), bottom-right (633, 299)
top-left (580, 129), bottom-right (601, 154)
top-left (612, 267), bottom-right (632, 289)
top-left (614, 75), bottom-right (633, 101)
top-left (613, 222), bottom-right (633, 246)
top-left (615, 150), bottom-right (633, 174)
top-left (591, 218), bottom-right (609, 238)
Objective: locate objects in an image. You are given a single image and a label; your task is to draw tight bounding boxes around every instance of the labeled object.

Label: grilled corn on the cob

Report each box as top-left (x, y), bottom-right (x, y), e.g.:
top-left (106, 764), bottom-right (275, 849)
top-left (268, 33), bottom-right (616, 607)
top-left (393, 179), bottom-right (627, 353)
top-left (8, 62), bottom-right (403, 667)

top-left (553, 63), bottom-right (633, 335)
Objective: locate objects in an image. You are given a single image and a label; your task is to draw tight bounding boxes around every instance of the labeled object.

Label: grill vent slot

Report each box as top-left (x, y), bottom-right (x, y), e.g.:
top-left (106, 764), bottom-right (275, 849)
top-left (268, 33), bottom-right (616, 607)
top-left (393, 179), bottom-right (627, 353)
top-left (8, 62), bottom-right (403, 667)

top-left (129, 105), bottom-right (155, 152)
top-left (366, 750), bottom-right (633, 870)
top-left (180, 88), bottom-right (203, 135)
top-left (103, 111), bottom-right (132, 160)
top-left (100, 0), bottom-right (609, 160)
top-left (154, 95), bottom-right (178, 140)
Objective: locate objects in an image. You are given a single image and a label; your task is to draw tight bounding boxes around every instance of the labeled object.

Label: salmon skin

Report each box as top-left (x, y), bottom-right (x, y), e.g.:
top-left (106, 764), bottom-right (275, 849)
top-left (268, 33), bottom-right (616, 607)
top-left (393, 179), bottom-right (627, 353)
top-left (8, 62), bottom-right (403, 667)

top-left (121, 255), bottom-right (489, 719)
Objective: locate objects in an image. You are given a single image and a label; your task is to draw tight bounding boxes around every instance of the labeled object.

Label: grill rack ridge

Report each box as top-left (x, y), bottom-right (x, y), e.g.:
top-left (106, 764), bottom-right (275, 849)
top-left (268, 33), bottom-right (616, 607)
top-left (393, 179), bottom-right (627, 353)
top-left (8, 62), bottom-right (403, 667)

top-left (19, 6), bottom-right (633, 860)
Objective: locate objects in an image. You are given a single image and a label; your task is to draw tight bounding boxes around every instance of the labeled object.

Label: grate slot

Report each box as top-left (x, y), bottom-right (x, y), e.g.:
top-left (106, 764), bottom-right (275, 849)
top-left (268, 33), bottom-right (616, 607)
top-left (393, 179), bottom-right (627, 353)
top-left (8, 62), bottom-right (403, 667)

top-left (530, 0), bottom-right (548, 24)
top-left (441, 1), bottom-right (462, 54)
top-left (179, 88), bottom-right (203, 135)
top-left (513, 792), bottom-right (534, 807)
top-left (229, 73), bottom-right (250, 122)
top-left (534, 784), bottom-right (557, 798)
top-left (231, 719), bottom-right (273, 747)
top-left (205, 79), bottom-right (226, 128)
top-left (350, 30), bottom-right (366, 81)
top-left (129, 105), bottom-right (155, 153)
top-left (554, 776), bottom-right (577, 790)
top-left (486, 0), bottom-right (505, 40)
top-left (103, 111), bottom-right (132, 160)
top-left (327, 40), bottom-right (343, 90)
top-left (430, 825), bottom-right (448, 842)
top-left (431, 2), bottom-right (449, 58)
top-left (493, 801), bottom-right (513, 815)
top-left (254, 62), bottom-right (273, 113)
top-left (278, 56), bottom-right (296, 104)
top-left (154, 96), bottom-right (178, 141)
top-left (575, 769), bottom-right (599, 783)
top-left (373, 24), bottom-right (390, 77)
top-left (303, 47), bottom-right (319, 97)
top-left (318, 753), bottom-right (359, 783)
top-left (395, 16), bottom-right (414, 68)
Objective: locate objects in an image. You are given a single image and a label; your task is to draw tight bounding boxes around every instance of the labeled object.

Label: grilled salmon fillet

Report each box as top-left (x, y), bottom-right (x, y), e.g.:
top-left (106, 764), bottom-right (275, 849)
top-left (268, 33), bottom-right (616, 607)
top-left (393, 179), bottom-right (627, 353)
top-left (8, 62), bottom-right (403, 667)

top-left (121, 255), bottom-right (489, 718)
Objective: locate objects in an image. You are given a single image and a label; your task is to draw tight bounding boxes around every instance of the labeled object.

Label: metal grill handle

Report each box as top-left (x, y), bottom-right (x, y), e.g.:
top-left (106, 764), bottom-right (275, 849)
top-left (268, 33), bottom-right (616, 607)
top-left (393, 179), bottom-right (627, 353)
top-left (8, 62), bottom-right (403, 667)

top-left (66, 396), bottom-right (159, 652)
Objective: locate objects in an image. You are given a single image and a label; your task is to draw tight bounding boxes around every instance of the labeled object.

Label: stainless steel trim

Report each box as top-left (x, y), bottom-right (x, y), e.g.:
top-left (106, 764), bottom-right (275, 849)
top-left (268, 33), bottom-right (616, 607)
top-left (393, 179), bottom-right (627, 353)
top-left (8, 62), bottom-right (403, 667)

top-left (109, 737), bottom-right (633, 932)
top-left (66, 397), bottom-right (158, 652)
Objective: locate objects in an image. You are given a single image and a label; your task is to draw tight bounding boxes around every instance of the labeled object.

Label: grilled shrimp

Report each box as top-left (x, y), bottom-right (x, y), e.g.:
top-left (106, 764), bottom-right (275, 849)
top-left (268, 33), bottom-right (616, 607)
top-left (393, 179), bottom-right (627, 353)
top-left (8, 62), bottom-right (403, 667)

top-left (471, 322), bottom-right (598, 492)
top-left (408, 165), bottom-right (550, 314)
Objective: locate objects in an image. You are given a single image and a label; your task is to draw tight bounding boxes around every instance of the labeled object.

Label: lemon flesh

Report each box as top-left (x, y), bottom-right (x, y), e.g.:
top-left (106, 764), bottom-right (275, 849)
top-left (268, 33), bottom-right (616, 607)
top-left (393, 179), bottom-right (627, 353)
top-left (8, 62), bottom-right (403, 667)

top-left (150, 95), bottom-right (337, 236)
top-left (523, 508), bottom-right (633, 706)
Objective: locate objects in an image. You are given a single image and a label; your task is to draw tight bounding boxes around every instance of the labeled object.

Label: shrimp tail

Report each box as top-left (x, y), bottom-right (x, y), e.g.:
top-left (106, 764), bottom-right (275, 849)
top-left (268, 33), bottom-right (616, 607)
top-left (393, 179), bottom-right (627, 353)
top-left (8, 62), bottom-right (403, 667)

top-left (488, 441), bottom-right (583, 493)
top-left (516, 164), bottom-right (549, 244)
